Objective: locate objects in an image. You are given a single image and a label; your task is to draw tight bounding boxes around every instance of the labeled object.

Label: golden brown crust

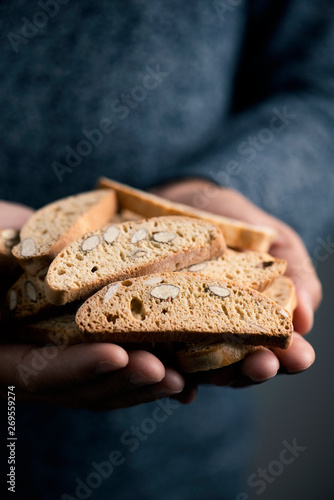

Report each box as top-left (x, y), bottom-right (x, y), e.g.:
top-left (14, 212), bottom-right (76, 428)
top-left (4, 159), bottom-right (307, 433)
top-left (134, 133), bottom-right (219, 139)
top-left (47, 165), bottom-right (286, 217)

top-left (97, 177), bottom-right (276, 252)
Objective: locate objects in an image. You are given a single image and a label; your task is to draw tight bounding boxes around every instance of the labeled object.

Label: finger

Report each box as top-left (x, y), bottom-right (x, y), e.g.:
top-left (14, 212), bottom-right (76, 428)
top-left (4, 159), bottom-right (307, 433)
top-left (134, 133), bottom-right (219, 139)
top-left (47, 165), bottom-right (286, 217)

top-left (0, 201), bottom-right (34, 229)
top-left (0, 342), bottom-right (129, 393)
top-left (171, 383), bottom-right (198, 404)
top-left (72, 366), bottom-right (185, 411)
top-left (270, 227), bottom-right (322, 334)
top-left (191, 362), bottom-right (241, 387)
top-left (271, 332), bottom-right (315, 373)
top-left (240, 347), bottom-right (280, 382)
top-left (61, 350), bottom-right (166, 407)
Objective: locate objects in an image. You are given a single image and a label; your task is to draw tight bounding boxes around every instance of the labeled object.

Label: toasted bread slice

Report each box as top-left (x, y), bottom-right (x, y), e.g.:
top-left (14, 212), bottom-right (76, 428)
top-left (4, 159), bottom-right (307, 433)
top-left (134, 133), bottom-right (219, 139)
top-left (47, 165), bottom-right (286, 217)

top-left (75, 272), bottom-right (293, 348)
top-left (45, 216), bottom-right (225, 306)
top-left (12, 189), bottom-right (117, 275)
top-left (97, 177), bottom-right (276, 252)
top-left (182, 249), bottom-right (286, 291)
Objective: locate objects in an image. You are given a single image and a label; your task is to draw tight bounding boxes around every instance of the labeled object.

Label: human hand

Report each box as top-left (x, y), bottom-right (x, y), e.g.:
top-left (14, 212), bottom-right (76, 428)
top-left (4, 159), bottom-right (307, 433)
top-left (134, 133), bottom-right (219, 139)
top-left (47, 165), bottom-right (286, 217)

top-left (152, 178), bottom-right (321, 396)
top-left (0, 200), bottom-right (33, 230)
top-left (0, 201), bottom-right (184, 410)
top-left (0, 342), bottom-right (185, 411)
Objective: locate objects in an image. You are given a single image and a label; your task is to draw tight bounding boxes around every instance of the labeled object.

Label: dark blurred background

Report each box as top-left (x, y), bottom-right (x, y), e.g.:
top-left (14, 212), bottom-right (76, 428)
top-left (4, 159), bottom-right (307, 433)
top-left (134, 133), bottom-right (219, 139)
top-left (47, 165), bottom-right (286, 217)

top-left (245, 232), bottom-right (334, 500)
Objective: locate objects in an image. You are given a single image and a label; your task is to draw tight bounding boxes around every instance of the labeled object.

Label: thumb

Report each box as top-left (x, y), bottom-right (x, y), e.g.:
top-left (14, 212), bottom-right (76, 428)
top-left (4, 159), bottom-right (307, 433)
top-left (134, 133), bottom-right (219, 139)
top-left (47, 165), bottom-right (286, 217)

top-left (270, 226), bottom-right (322, 334)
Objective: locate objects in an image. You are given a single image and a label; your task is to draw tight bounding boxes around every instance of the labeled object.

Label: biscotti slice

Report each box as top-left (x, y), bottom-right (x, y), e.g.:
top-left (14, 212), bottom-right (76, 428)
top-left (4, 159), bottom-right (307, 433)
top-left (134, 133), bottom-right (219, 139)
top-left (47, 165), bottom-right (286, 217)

top-left (0, 229), bottom-right (20, 274)
top-left (76, 272), bottom-right (293, 348)
top-left (20, 314), bottom-right (81, 345)
top-left (263, 276), bottom-right (297, 316)
top-left (176, 276), bottom-right (297, 373)
top-left (12, 189), bottom-right (117, 275)
top-left (6, 269), bottom-right (55, 321)
top-left (2, 314), bottom-right (81, 346)
top-left (182, 249), bottom-right (286, 291)
top-left (175, 341), bottom-right (260, 373)
top-left (45, 216), bottom-right (225, 306)
top-left (97, 177), bottom-right (276, 252)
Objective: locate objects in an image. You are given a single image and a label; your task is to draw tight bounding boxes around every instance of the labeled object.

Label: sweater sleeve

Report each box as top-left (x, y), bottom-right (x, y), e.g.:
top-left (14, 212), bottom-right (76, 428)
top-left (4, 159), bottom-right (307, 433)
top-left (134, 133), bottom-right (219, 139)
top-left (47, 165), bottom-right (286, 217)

top-left (175, 0), bottom-right (334, 246)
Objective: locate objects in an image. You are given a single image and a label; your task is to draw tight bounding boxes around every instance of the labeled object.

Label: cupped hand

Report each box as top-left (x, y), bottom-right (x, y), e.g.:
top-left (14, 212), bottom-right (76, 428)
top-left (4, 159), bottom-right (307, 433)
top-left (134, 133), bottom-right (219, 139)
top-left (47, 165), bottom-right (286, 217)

top-left (0, 200), bottom-right (184, 410)
top-left (153, 178), bottom-right (321, 398)
top-left (0, 342), bottom-right (185, 411)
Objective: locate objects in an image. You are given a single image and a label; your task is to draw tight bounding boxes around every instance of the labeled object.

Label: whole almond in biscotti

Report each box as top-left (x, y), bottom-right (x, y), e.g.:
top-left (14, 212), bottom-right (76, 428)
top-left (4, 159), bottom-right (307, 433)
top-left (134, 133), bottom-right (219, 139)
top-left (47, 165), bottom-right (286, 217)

top-left (6, 269), bottom-right (55, 321)
top-left (11, 189), bottom-right (117, 275)
top-left (182, 249), bottom-right (287, 292)
top-left (45, 216), bottom-right (225, 306)
top-left (75, 272), bottom-right (293, 348)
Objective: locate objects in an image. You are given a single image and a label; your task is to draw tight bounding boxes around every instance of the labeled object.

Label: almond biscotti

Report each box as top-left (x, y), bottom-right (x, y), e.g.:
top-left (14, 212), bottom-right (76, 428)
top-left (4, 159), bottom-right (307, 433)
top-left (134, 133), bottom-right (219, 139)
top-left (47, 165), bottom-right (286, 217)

top-left (0, 229), bottom-right (20, 274)
top-left (175, 275), bottom-right (297, 373)
top-left (181, 249), bottom-right (286, 291)
top-left (12, 189), bottom-right (117, 275)
top-left (19, 314), bottom-right (81, 346)
top-left (45, 216), bottom-right (225, 306)
top-left (175, 342), bottom-right (260, 373)
top-left (1, 313), bottom-right (81, 346)
top-left (6, 269), bottom-right (55, 321)
top-left (75, 272), bottom-right (293, 348)
top-left (97, 177), bottom-right (276, 252)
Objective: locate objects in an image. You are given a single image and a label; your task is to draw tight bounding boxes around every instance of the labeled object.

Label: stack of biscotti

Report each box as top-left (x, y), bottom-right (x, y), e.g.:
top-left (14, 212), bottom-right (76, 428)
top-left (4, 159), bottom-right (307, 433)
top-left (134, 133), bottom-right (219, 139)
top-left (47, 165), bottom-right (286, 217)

top-left (4, 190), bottom-right (117, 323)
top-left (97, 177), bottom-right (277, 252)
top-left (2, 181), bottom-right (295, 374)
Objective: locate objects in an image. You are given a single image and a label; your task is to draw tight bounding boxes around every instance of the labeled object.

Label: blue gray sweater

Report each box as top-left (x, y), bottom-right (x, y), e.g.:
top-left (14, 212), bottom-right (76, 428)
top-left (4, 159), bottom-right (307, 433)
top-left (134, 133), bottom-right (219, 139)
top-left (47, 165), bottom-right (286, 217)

top-left (1, 0), bottom-right (334, 247)
top-left (0, 1), bottom-right (334, 499)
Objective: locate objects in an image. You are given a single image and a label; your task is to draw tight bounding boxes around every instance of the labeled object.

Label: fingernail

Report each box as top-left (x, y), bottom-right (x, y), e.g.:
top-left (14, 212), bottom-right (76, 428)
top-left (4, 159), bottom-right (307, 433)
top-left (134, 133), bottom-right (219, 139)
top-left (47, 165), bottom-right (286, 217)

top-left (151, 387), bottom-right (183, 398)
top-left (95, 361), bottom-right (124, 375)
top-left (129, 371), bottom-right (162, 385)
top-left (248, 373), bottom-right (277, 383)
